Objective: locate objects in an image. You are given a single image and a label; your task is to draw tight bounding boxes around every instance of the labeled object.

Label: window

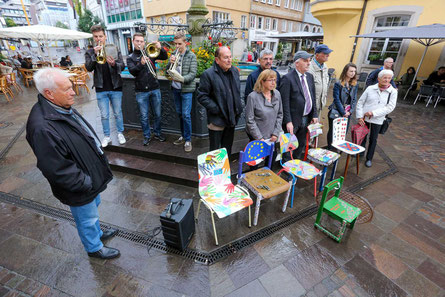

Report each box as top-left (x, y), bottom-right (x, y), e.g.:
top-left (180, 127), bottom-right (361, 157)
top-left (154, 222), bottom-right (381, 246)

top-left (290, 0), bottom-right (295, 9)
top-left (272, 18), bottom-right (278, 31)
top-left (366, 15), bottom-right (410, 62)
top-left (261, 0), bottom-right (266, 3)
top-left (265, 18), bottom-right (271, 30)
top-left (268, 0), bottom-right (273, 4)
top-left (241, 15), bottom-right (247, 28)
top-left (281, 20), bottom-right (287, 32)
top-left (284, 0), bottom-right (289, 8)
top-left (296, 0), bottom-right (303, 11)
top-left (275, 0), bottom-right (281, 6)
top-left (250, 15), bottom-right (256, 29)
top-left (213, 11), bottom-right (230, 23)
top-left (258, 16), bottom-right (263, 29)
top-left (288, 21), bottom-right (292, 32)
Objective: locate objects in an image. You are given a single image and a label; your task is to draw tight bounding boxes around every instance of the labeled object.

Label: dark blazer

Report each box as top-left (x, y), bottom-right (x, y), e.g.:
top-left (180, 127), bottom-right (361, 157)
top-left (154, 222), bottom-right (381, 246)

top-left (279, 70), bottom-right (318, 128)
top-left (244, 66), bottom-right (281, 102)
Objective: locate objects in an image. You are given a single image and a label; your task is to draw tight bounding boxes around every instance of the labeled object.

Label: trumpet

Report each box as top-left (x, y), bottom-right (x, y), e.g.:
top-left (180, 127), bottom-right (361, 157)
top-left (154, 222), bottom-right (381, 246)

top-left (146, 42), bottom-right (160, 59)
top-left (139, 44), bottom-right (157, 78)
top-left (166, 49), bottom-right (180, 81)
top-left (96, 41), bottom-right (106, 64)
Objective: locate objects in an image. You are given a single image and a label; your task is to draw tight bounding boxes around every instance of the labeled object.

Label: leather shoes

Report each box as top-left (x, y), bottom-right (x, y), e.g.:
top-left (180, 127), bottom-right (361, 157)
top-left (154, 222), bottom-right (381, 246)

top-left (365, 160), bottom-right (372, 167)
top-left (88, 246), bottom-right (120, 259)
top-left (100, 229), bottom-right (118, 241)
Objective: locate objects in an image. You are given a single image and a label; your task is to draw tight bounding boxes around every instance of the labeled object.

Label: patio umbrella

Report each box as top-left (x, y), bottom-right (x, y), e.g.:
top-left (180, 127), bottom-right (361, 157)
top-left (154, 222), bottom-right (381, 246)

top-left (0, 25), bottom-right (92, 66)
top-left (352, 23), bottom-right (445, 100)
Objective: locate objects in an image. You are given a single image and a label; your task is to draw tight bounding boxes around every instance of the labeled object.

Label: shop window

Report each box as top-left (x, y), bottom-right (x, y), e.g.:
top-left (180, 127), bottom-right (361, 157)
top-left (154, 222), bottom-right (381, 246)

top-left (137, 10), bottom-right (142, 19)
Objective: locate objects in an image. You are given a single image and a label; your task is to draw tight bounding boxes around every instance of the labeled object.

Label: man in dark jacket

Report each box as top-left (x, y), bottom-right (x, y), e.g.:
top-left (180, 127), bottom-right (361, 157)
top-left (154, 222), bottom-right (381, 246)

top-left (197, 46), bottom-right (242, 157)
top-left (366, 57), bottom-right (397, 88)
top-left (244, 49), bottom-right (281, 103)
top-left (127, 33), bottom-right (168, 146)
top-left (26, 68), bottom-right (119, 260)
top-left (279, 51), bottom-right (318, 159)
top-left (85, 25), bottom-right (126, 148)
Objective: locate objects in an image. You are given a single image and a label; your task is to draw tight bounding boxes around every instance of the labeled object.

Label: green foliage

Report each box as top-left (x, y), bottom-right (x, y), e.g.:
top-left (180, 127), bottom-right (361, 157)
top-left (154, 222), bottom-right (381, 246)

top-left (78, 9), bottom-right (105, 33)
top-left (275, 42), bottom-right (283, 60)
top-left (55, 21), bottom-right (69, 29)
top-left (5, 18), bottom-right (17, 27)
top-left (368, 53), bottom-right (384, 61)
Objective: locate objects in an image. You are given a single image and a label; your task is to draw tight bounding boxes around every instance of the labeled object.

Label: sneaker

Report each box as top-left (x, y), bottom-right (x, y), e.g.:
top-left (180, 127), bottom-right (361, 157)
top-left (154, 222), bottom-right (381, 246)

top-left (184, 141), bottom-right (192, 152)
top-left (101, 136), bottom-right (111, 148)
top-left (143, 137), bottom-right (151, 146)
top-left (117, 133), bottom-right (126, 145)
top-left (365, 160), bottom-right (372, 167)
top-left (154, 134), bottom-right (166, 142)
top-left (173, 136), bottom-right (185, 145)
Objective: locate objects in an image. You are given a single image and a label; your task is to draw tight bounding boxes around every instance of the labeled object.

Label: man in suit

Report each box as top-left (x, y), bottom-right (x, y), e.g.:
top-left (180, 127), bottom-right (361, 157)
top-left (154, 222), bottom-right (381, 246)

top-left (279, 51), bottom-right (318, 159)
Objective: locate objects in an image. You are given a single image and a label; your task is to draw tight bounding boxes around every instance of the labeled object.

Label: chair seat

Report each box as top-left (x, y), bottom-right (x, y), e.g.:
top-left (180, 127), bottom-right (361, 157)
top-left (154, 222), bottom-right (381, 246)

top-left (332, 141), bottom-right (365, 155)
top-left (323, 197), bottom-right (361, 223)
top-left (199, 183), bottom-right (253, 219)
top-left (307, 148), bottom-right (340, 166)
top-left (283, 159), bottom-right (320, 180)
top-left (243, 168), bottom-right (290, 199)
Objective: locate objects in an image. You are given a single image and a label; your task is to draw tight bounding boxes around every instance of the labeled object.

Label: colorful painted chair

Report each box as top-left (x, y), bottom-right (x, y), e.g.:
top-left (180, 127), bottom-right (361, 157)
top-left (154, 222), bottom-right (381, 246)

top-left (197, 148), bottom-right (253, 245)
top-left (331, 117), bottom-right (365, 178)
top-left (304, 123), bottom-right (340, 192)
top-left (237, 141), bottom-right (291, 226)
top-left (278, 133), bottom-right (320, 208)
top-left (314, 177), bottom-right (362, 243)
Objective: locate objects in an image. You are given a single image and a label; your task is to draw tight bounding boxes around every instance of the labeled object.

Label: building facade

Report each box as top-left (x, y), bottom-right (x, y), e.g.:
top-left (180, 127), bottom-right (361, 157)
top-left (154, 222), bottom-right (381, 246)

top-left (30, 0), bottom-right (76, 29)
top-left (0, 0), bottom-right (32, 26)
top-left (311, 0), bottom-right (445, 79)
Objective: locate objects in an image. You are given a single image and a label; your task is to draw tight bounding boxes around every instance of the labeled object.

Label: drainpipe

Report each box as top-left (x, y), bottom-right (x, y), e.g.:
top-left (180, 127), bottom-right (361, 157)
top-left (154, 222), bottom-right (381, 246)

top-left (349, 0), bottom-right (368, 62)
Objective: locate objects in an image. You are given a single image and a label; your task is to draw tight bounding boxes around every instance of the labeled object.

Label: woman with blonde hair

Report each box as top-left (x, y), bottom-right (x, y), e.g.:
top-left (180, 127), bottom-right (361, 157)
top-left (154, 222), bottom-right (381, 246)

top-left (245, 69), bottom-right (283, 143)
top-left (327, 62), bottom-right (358, 149)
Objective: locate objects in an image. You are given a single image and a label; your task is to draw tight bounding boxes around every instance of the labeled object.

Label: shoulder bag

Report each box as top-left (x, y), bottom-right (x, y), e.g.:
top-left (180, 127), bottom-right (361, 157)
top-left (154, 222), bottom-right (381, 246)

top-left (379, 93), bottom-right (392, 135)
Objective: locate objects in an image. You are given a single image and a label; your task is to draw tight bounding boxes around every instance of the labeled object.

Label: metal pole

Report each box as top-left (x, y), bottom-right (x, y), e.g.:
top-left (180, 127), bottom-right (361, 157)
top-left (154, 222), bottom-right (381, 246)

top-left (20, 0), bottom-right (31, 26)
top-left (403, 44), bottom-right (429, 100)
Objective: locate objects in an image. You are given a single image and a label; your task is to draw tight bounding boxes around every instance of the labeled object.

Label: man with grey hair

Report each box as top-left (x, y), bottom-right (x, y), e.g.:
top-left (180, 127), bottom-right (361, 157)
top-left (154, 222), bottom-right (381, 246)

top-left (366, 57), bottom-right (397, 88)
top-left (26, 68), bottom-right (120, 260)
top-left (308, 44), bottom-right (332, 116)
top-left (244, 48), bottom-right (281, 102)
top-left (279, 50), bottom-right (318, 159)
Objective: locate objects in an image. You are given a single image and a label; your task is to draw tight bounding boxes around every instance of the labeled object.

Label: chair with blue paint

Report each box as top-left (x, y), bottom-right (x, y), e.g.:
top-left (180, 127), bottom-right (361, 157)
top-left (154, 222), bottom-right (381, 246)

top-left (278, 133), bottom-right (320, 208)
top-left (238, 140), bottom-right (291, 226)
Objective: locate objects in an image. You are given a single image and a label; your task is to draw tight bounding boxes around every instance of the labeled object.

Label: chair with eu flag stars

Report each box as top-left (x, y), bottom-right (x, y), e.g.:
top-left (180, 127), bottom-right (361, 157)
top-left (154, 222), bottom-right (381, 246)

top-left (278, 133), bottom-right (320, 208)
top-left (303, 123), bottom-right (341, 193)
top-left (197, 148), bottom-right (253, 245)
top-left (314, 177), bottom-right (361, 243)
top-left (331, 117), bottom-right (365, 179)
top-left (237, 140), bottom-right (291, 226)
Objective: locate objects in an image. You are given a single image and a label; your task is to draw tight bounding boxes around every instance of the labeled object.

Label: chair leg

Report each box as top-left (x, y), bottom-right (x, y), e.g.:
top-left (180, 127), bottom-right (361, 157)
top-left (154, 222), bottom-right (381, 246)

top-left (290, 176), bottom-right (297, 208)
top-left (356, 154), bottom-right (360, 175)
top-left (413, 94), bottom-right (420, 105)
top-left (248, 205), bottom-right (252, 228)
top-left (313, 176), bottom-right (317, 198)
top-left (434, 96), bottom-right (441, 108)
top-left (426, 95), bottom-right (432, 107)
top-left (282, 180), bottom-right (292, 212)
top-left (349, 218), bottom-right (357, 230)
top-left (318, 166), bottom-right (328, 192)
top-left (210, 210), bottom-right (218, 246)
top-left (330, 160), bottom-right (338, 181)
top-left (195, 199), bottom-right (202, 222)
top-left (343, 155), bottom-right (351, 179)
top-left (253, 194), bottom-right (263, 226)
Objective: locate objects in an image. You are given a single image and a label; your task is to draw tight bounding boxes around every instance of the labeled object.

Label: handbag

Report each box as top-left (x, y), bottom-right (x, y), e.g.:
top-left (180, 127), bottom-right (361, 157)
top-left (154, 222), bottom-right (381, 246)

top-left (328, 108), bottom-right (341, 119)
top-left (379, 93), bottom-right (392, 135)
top-left (351, 123), bottom-right (369, 145)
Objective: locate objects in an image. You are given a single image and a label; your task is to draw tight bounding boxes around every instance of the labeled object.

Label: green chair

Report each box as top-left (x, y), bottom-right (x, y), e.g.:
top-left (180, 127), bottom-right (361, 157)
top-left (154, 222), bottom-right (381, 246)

top-left (314, 177), bottom-right (361, 242)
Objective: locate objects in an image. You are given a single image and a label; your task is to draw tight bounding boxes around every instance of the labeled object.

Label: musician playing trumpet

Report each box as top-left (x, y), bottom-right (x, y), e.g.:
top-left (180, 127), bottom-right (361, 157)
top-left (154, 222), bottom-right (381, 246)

top-left (127, 33), bottom-right (168, 146)
top-left (167, 31), bottom-right (197, 152)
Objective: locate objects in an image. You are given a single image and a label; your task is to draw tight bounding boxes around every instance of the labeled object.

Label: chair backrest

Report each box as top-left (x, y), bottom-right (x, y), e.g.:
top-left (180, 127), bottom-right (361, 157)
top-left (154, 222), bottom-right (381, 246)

top-left (440, 87), bottom-right (445, 98)
top-left (419, 85), bottom-right (435, 96)
top-left (332, 117), bottom-right (348, 143)
top-left (197, 148), bottom-right (231, 189)
top-left (10, 72), bottom-right (16, 82)
top-left (307, 123), bottom-right (323, 140)
top-left (319, 177), bottom-right (344, 208)
top-left (238, 140), bottom-right (274, 177)
top-left (0, 76), bottom-right (7, 88)
top-left (279, 133), bottom-right (299, 155)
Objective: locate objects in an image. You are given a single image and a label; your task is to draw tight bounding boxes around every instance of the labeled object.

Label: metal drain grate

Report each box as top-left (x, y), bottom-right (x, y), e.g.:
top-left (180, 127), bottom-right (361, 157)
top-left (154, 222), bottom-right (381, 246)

top-left (0, 124), bottom-right (25, 161)
top-left (0, 122), bottom-right (13, 129)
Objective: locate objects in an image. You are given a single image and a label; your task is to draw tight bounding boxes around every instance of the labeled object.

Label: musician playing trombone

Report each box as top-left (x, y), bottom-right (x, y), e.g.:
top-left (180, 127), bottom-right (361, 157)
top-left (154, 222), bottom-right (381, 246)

top-left (167, 31), bottom-right (197, 152)
top-left (85, 25), bottom-right (126, 147)
top-left (127, 33), bottom-right (168, 146)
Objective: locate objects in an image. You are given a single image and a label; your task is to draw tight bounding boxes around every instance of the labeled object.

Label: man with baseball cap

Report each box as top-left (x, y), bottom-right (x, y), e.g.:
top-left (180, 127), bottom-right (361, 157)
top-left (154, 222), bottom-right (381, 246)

top-left (308, 44), bottom-right (333, 117)
top-left (279, 50), bottom-right (318, 159)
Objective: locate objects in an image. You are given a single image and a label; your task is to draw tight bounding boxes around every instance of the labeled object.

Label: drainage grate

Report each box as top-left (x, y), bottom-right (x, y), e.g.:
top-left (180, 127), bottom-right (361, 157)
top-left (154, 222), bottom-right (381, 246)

top-left (0, 124), bottom-right (25, 161)
top-left (0, 122), bottom-right (13, 129)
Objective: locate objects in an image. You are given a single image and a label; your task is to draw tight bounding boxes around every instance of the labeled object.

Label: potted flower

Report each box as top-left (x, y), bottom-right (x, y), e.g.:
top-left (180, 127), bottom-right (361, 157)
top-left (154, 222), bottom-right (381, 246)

top-left (368, 53), bottom-right (384, 65)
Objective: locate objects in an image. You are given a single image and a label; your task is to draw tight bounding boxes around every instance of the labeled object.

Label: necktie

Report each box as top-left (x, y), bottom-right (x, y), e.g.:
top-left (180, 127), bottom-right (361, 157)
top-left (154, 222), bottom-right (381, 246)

top-left (300, 74), bottom-right (312, 115)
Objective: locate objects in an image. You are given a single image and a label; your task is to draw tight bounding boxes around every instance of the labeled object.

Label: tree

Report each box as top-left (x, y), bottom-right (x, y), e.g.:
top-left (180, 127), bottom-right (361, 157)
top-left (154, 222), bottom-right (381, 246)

top-left (5, 18), bottom-right (17, 27)
top-left (78, 9), bottom-right (105, 33)
top-left (55, 21), bottom-right (69, 29)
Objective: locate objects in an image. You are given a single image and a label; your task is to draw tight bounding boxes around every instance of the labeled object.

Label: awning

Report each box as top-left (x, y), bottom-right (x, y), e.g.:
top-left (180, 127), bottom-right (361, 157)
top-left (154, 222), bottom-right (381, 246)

top-left (266, 31), bottom-right (323, 41)
top-left (0, 25), bottom-right (92, 40)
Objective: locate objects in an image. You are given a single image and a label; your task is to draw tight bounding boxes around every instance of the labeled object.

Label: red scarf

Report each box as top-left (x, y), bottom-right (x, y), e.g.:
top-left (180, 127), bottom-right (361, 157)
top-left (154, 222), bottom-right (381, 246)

top-left (378, 84), bottom-right (390, 92)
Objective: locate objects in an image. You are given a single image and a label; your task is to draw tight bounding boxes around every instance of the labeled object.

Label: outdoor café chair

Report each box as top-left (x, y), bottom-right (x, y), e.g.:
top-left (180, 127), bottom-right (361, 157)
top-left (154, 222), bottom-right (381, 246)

top-left (433, 87), bottom-right (445, 108)
top-left (278, 133), bottom-right (320, 208)
top-left (0, 76), bottom-right (13, 102)
top-left (9, 72), bottom-right (22, 93)
top-left (303, 123), bottom-right (340, 193)
top-left (70, 72), bottom-right (90, 95)
top-left (314, 177), bottom-right (361, 243)
top-left (331, 117), bottom-right (365, 179)
top-left (237, 140), bottom-right (291, 226)
top-left (18, 68), bottom-right (34, 87)
top-left (196, 148), bottom-right (252, 246)
top-left (413, 85), bottom-right (434, 105)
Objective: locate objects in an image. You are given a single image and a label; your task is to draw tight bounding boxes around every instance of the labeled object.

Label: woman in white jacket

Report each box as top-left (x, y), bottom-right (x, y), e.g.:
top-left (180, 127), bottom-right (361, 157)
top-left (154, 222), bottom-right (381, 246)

top-left (356, 69), bottom-right (397, 167)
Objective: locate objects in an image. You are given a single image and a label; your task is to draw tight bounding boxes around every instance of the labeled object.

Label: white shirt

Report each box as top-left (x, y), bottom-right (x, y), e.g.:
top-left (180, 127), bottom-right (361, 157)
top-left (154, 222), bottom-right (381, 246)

top-left (295, 69), bottom-right (313, 116)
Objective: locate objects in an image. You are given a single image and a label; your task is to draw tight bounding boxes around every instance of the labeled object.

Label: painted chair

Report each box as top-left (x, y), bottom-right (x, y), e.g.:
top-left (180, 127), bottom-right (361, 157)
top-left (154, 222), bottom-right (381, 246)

top-left (331, 117), bottom-right (365, 178)
top-left (197, 148), bottom-right (253, 245)
top-left (304, 123), bottom-right (340, 192)
top-left (314, 177), bottom-right (362, 243)
top-left (278, 133), bottom-right (320, 208)
top-left (237, 141), bottom-right (291, 226)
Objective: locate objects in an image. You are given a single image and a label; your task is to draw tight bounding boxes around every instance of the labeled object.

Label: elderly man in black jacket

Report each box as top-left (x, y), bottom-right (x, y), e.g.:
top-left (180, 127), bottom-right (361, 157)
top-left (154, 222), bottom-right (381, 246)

top-left (26, 68), bottom-right (120, 260)
top-left (197, 46), bottom-right (242, 157)
top-left (279, 51), bottom-right (318, 159)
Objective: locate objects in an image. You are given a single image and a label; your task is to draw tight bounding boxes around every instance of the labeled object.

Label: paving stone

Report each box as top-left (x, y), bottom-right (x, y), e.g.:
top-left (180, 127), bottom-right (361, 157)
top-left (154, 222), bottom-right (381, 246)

top-left (416, 258), bottom-right (445, 290)
top-left (209, 262), bottom-right (235, 297)
top-left (305, 291), bottom-right (317, 297)
top-left (395, 268), bottom-right (441, 297)
top-left (326, 290), bottom-right (343, 297)
top-left (103, 273), bottom-right (151, 297)
top-left (338, 284), bottom-right (355, 297)
top-left (403, 186), bottom-right (435, 203)
top-left (4, 291), bottom-right (20, 297)
top-left (33, 285), bottom-right (51, 297)
top-left (312, 282), bottom-right (329, 297)
top-left (317, 233), bottom-right (367, 266)
top-left (4, 275), bottom-right (24, 290)
top-left (224, 279), bottom-right (270, 297)
top-left (254, 232), bottom-right (300, 269)
top-left (370, 212), bottom-right (398, 233)
top-left (359, 243), bottom-right (408, 280)
top-left (0, 273), bottom-right (16, 286)
top-left (0, 286), bottom-right (9, 297)
top-left (258, 265), bottom-right (305, 297)
top-left (376, 233), bottom-right (428, 268)
top-left (403, 213), bottom-right (445, 240)
top-left (375, 201), bottom-right (412, 223)
top-left (170, 259), bottom-right (210, 297)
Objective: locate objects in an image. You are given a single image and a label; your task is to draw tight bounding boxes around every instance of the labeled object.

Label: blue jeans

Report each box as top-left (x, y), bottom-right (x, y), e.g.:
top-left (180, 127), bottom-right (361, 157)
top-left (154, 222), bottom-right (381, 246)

top-left (136, 89), bottom-right (162, 138)
top-left (172, 89), bottom-right (193, 142)
top-left (70, 195), bottom-right (103, 253)
top-left (96, 91), bottom-right (124, 137)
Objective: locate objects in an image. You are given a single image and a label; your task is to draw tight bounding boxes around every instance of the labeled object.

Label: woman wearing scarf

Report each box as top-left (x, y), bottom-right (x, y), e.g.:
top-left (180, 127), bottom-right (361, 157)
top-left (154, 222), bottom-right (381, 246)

top-left (356, 69), bottom-right (397, 167)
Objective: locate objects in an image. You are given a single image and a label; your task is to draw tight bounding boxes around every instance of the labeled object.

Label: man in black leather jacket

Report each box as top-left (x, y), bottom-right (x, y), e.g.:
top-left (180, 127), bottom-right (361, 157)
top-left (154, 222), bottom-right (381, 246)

top-left (26, 68), bottom-right (119, 260)
top-left (127, 33), bottom-right (168, 146)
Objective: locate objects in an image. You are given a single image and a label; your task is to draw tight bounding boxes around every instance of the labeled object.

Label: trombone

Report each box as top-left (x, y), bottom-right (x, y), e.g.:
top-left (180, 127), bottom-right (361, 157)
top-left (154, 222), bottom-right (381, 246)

top-left (166, 49), bottom-right (180, 81)
top-left (139, 44), bottom-right (158, 78)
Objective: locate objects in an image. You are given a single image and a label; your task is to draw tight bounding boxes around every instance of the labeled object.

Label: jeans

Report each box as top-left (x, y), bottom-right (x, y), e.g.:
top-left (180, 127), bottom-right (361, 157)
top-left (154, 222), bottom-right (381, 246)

top-left (172, 89), bottom-right (193, 142)
top-left (70, 195), bottom-right (104, 253)
top-left (96, 91), bottom-right (124, 137)
top-left (209, 126), bottom-right (235, 157)
top-left (136, 89), bottom-right (162, 138)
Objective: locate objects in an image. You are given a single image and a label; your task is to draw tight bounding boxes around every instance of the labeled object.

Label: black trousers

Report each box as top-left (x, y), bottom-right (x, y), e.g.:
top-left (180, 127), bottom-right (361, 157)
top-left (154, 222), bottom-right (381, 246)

top-left (209, 126), bottom-right (235, 157)
top-left (283, 116), bottom-right (308, 162)
top-left (360, 122), bottom-right (381, 161)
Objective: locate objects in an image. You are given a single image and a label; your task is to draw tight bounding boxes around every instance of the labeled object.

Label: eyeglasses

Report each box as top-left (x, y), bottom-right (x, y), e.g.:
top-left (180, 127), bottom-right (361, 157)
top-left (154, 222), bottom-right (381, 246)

top-left (265, 79), bottom-right (277, 82)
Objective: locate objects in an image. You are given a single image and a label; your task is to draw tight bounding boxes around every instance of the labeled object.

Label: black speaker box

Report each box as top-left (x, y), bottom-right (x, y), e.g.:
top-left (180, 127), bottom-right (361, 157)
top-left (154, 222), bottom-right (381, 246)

top-left (160, 198), bottom-right (195, 251)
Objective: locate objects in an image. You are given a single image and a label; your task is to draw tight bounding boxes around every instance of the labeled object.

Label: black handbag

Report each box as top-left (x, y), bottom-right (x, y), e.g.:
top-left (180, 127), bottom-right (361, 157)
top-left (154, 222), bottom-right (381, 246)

top-left (328, 108), bottom-right (341, 119)
top-left (379, 93), bottom-right (392, 135)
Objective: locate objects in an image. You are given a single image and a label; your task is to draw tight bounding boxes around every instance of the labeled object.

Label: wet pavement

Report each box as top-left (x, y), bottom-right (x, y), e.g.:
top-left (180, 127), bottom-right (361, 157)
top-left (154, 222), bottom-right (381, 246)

top-left (0, 76), bottom-right (444, 297)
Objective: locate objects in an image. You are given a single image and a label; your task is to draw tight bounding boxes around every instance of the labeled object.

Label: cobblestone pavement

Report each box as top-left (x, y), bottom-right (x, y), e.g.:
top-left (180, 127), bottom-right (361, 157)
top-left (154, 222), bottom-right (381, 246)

top-left (0, 77), bottom-right (444, 297)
